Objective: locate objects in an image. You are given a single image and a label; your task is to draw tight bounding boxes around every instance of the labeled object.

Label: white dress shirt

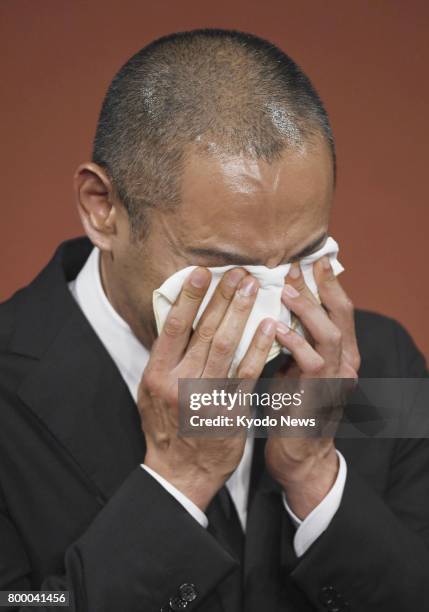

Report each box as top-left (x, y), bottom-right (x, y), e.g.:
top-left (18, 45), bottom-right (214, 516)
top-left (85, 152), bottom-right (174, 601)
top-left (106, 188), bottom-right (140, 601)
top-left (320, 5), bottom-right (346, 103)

top-left (68, 246), bottom-right (347, 556)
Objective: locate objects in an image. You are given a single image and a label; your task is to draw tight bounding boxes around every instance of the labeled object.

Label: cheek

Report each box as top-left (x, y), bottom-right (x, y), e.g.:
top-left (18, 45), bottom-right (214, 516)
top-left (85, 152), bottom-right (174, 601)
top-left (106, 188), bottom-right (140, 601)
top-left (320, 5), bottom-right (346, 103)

top-left (117, 240), bottom-right (178, 303)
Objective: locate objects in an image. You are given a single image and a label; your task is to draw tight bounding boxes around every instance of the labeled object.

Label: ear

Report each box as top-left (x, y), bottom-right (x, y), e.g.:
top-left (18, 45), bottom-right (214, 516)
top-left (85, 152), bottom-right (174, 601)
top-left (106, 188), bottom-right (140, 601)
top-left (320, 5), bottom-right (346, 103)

top-left (73, 162), bottom-right (127, 251)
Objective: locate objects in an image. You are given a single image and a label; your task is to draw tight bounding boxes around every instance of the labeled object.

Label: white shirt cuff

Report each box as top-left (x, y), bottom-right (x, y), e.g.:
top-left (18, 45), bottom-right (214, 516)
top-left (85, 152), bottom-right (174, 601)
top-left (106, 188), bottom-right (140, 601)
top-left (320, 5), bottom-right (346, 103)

top-left (282, 450), bottom-right (347, 557)
top-left (141, 464), bottom-right (209, 528)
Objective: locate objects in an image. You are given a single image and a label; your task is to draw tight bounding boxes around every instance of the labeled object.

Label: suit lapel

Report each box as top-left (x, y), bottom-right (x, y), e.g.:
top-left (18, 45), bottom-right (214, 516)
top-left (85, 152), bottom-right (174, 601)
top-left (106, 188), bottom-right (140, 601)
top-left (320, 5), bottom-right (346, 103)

top-left (11, 238), bottom-right (146, 502)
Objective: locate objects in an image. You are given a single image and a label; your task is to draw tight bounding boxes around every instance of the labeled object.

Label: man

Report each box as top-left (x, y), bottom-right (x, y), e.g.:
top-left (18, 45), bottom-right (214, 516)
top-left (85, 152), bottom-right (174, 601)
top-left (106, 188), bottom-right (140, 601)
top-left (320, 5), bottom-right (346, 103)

top-left (0, 28), bottom-right (428, 612)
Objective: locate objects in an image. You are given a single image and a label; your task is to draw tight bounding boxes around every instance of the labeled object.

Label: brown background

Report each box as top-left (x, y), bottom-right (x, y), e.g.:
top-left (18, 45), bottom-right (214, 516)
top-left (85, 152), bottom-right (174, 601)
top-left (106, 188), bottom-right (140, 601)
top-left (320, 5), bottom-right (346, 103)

top-left (1, 0), bottom-right (428, 361)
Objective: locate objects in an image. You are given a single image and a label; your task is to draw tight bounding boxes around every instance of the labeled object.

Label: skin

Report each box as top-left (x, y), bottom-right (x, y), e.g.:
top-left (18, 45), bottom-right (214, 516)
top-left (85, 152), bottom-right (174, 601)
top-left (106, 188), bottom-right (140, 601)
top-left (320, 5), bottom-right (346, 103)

top-left (74, 134), bottom-right (360, 518)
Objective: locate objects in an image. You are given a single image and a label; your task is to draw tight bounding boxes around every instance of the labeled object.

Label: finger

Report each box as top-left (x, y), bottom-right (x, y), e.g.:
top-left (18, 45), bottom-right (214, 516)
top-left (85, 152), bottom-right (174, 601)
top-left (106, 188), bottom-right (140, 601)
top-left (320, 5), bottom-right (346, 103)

top-left (285, 262), bottom-right (318, 342)
top-left (286, 262), bottom-right (319, 305)
top-left (151, 267), bottom-right (212, 370)
top-left (276, 322), bottom-right (326, 375)
top-left (281, 284), bottom-right (342, 368)
top-left (184, 267), bottom-right (248, 365)
top-left (202, 275), bottom-right (260, 378)
top-left (236, 318), bottom-right (277, 379)
top-left (313, 257), bottom-right (360, 371)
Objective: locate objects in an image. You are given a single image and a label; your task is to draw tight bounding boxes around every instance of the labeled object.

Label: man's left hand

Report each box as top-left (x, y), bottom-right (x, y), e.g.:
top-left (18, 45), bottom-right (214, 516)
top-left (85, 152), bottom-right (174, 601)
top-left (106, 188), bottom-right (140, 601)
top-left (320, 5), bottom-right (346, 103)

top-left (265, 256), bottom-right (361, 520)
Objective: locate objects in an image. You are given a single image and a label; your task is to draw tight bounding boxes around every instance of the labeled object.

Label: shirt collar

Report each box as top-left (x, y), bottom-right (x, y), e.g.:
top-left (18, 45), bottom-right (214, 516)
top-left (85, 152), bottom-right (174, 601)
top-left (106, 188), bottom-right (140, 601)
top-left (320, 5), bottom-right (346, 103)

top-left (68, 246), bottom-right (149, 402)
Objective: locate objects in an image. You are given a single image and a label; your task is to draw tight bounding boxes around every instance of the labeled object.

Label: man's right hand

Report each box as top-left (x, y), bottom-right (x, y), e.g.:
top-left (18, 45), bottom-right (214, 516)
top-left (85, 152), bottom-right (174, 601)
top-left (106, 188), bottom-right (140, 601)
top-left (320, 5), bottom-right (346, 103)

top-left (138, 266), bottom-right (277, 511)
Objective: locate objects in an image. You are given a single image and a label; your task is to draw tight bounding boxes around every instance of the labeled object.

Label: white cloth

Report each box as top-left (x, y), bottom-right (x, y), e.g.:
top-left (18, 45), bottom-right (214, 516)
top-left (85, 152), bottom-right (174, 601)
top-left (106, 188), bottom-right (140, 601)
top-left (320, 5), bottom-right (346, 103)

top-left (153, 236), bottom-right (344, 376)
top-left (68, 246), bottom-right (347, 556)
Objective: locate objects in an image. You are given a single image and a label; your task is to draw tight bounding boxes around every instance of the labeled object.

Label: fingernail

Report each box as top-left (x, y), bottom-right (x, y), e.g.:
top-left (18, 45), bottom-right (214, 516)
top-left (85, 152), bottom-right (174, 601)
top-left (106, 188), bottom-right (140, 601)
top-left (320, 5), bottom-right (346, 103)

top-left (276, 322), bottom-right (290, 335)
top-left (261, 319), bottom-right (276, 335)
top-left (225, 267), bottom-right (247, 288)
top-left (288, 263), bottom-right (301, 279)
top-left (190, 267), bottom-right (209, 288)
top-left (321, 256), bottom-right (332, 271)
top-left (238, 276), bottom-right (258, 297)
top-left (283, 284), bottom-right (300, 298)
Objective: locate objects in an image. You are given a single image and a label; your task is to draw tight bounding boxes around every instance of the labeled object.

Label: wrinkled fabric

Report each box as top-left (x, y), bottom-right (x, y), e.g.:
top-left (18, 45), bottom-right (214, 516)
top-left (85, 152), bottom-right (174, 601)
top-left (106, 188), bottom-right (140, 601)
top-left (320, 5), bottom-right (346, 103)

top-left (153, 236), bottom-right (344, 376)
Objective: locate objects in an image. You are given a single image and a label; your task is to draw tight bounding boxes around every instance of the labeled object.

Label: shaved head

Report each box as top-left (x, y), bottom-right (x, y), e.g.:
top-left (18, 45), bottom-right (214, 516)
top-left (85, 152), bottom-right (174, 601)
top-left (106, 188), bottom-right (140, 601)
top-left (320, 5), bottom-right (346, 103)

top-left (92, 28), bottom-right (335, 234)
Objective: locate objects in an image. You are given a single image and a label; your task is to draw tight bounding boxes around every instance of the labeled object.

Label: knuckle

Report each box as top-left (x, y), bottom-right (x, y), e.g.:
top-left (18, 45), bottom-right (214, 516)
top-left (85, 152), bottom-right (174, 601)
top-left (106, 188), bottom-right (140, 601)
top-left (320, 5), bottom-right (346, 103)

top-left (327, 327), bottom-right (342, 346)
top-left (141, 369), bottom-right (154, 389)
top-left (195, 324), bottom-right (217, 344)
top-left (238, 366), bottom-right (257, 379)
top-left (142, 370), bottom-right (178, 405)
top-left (233, 296), bottom-right (253, 313)
top-left (212, 335), bottom-right (234, 356)
top-left (163, 316), bottom-right (188, 338)
top-left (255, 335), bottom-right (272, 352)
top-left (307, 356), bottom-right (326, 375)
top-left (341, 297), bottom-right (354, 314)
top-left (323, 270), bottom-right (338, 284)
top-left (294, 294), bottom-right (313, 314)
top-left (324, 277), bottom-right (337, 287)
top-left (141, 370), bottom-right (162, 396)
top-left (218, 277), bottom-right (238, 301)
top-left (182, 287), bottom-right (205, 303)
top-left (295, 279), bottom-right (308, 293)
top-left (291, 331), bottom-right (307, 347)
top-left (218, 285), bottom-right (234, 302)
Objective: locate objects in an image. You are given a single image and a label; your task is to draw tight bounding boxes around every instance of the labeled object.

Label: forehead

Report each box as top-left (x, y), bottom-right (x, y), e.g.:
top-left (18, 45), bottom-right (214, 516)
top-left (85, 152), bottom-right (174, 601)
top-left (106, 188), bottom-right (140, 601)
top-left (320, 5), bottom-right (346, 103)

top-left (170, 138), bottom-right (334, 262)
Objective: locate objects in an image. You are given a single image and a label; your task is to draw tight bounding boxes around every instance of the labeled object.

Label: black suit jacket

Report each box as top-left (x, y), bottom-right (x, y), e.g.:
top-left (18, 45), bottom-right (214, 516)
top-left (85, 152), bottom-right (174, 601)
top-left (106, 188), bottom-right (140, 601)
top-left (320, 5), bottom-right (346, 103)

top-left (1, 237), bottom-right (429, 612)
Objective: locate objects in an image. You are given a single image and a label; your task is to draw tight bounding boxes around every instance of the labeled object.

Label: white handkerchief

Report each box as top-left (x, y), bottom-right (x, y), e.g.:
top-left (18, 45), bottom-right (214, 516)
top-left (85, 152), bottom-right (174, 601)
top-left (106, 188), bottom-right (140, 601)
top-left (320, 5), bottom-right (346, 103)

top-left (153, 236), bottom-right (344, 376)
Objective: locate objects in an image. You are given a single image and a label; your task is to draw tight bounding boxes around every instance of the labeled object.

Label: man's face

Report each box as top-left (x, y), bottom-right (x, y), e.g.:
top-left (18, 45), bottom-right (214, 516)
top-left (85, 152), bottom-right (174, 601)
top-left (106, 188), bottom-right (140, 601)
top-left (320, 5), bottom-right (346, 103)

top-left (105, 135), bottom-right (334, 345)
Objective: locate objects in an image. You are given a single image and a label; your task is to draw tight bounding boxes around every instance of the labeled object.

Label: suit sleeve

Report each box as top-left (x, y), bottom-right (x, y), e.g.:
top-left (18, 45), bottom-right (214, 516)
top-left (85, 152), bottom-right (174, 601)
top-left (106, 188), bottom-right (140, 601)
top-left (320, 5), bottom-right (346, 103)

top-left (285, 320), bottom-right (429, 611)
top-left (0, 467), bottom-right (237, 611)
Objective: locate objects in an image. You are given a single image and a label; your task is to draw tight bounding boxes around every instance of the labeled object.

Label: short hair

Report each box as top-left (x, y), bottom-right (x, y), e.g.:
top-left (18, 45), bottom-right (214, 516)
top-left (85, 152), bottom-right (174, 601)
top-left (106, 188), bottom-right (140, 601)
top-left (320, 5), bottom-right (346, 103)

top-left (92, 28), bottom-right (336, 234)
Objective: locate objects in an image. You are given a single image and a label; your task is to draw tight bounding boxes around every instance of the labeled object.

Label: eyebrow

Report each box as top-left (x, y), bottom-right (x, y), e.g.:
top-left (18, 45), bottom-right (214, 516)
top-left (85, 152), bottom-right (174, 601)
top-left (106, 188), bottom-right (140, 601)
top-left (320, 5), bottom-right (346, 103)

top-left (185, 232), bottom-right (328, 265)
